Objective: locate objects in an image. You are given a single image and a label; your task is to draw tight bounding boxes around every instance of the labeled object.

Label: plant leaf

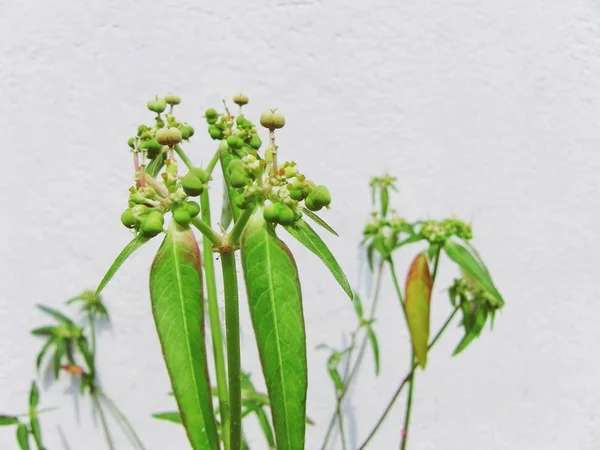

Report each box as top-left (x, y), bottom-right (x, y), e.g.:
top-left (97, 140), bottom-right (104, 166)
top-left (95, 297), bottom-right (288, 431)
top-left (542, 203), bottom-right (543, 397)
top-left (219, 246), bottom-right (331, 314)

top-left (453, 305), bottom-right (488, 356)
top-left (149, 222), bottom-right (219, 450)
top-left (30, 326), bottom-right (55, 337)
top-left (30, 418), bottom-right (42, 449)
top-left (53, 339), bottom-right (65, 380)
top-left (240, 209), bottom-right (307, 450)
top-left (16, 424), bottom-right (30, 450)
top-left (366, 327), bottom-right (381, 375)
top-left (283, 219), bottom-right (352, 299)
top-left (96, 234), bottom-right (149, 296)
top-left (29, 382), bottom-right (39, 410)
top-left (36, 305), bottom-right (74, 325)
top-left (444, 240), bottom-right (504, 307)
top-left (380, 186), bottom-right (389, 218)
top-left (300, 208), bottom-right (339, 236)
top-left (405, 253), bottom-right (432, 369)
top-left (243, 402), bottom-right (276, 449)
top-left (147, 151), bottom-right (167, 177)
top-left (35, 338), bottom-right (55, 371)
top-left (152, 412), bottom-right (183, 425)
top-left (352, 292), bottom-right (364, 320)
top-left (0, 416), bottom-right (19, 426)
top-left (326, 352), bottom-right (345, 392)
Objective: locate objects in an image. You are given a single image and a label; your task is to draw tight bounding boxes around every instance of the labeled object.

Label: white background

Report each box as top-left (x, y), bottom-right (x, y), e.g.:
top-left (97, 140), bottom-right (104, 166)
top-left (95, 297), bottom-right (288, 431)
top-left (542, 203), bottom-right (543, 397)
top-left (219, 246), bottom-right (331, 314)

top-left (1, 0), bottom-right (600, 449)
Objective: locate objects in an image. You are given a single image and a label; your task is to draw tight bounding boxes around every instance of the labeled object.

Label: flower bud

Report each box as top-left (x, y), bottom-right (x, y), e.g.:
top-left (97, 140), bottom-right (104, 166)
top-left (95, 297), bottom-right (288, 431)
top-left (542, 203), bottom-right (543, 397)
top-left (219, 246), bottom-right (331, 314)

top-left (229, 170), bottom-right (248, 188)
top-left (248, 135), bottom-right (262, 149)
top-left (173, 207), bottom-right (192, 226)
top-left (120, 208), bottom-right (136, 228)
top-left (185, 201), bottom-right (200, 218)
top-left (233, 93), bottom-right (249, 106)
top-left (156, 127), bottom-right (182, 147)
top-left (227, 135), bottom-right (243, 149)
top-left (263, 203), bottom-right (280, 223)
top-left (205, 108), bottom-right (219, 125)
top-left (181, 173), bottom-right (205, 197)
top-left (165, 94), bottom-right (181, 106)
top-left (179, 123), bottom-right (195, 140)
top-left (147, 98), bottom-right (167, 114)
top-left (141, 210), bottom-right (164, 237)
top-left (208, 125), bottom-right (223, 140)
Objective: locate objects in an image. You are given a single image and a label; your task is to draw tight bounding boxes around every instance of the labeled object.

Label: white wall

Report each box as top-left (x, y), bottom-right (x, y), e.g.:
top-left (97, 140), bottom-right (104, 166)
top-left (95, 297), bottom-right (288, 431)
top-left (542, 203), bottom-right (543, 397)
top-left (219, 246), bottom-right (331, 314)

top-left (2, 0), bottom-right (600, 448)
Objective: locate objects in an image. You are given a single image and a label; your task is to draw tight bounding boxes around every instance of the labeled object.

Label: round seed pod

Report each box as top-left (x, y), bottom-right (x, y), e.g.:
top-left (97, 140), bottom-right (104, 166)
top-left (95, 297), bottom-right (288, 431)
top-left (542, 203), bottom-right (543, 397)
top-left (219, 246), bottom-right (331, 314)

top-left (234, 194), bottom-right (248, 209)
top-left (120, 208), bottom-right (136, 228)
top-left (185, 201), bottom-right (200, 218)
top-left (233, 93), bottom-right (249, 106)
top-left (140, 210), bottom-right (164, 237)
top-left (277, 204), bottom-right (295, 225)
top-left (173, 207), bottom-right (192, 227)
top-left (304, 195), bottom-right (322, 211)
top-left (165, 94), bottom-right (181, 106)
top-left (227, 135), bottom-right (243, 149)
top-left (156, 127), bottom-right (182, 147)
top-left (181, 173), bottom-right (205, 197)
top-left (137, 124), bottom-right (150, 136)
top-left (248, 135), bottom-right (262, 149)
top-left (208, 125), bottom-right (223, 140)
top-left (227, 159), bottom-right (245, 175)
top-left (312, 185), bottom-right (331, 207)
top-left (263, 203), bottom-right (280, 223)
top-left (189, 167), bottom-right (209, 183)
top-left (205, 108), bottom-right (219, 125)
top-left (147, 98), bottom-right (167, 114)
top-left (229, 170), bottom-right (248, 188)
top-left (289, 189), bottom-right (305, 201)
top-left (180, 124), bottom-right (195, 140)
top-left (236, 116), bottom-right (251, 129)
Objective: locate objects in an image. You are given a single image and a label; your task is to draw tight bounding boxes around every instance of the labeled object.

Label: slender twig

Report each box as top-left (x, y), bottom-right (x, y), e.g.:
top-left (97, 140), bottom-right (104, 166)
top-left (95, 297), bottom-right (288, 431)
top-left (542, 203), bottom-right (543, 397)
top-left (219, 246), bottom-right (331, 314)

top-left (191, 217), bottom-right (222, 247)
top-left (92, 393), bottom-right (115, 450)
top-left (228, 208), bottom-right (253, 246)
top-left (174, 145), bottom-right (194, 170)
top-left (321, 260), bottom-right (385, 449)
top-left (97, 389), bottom-right (147, 450)
top-left (400, 352), bottom-right (415, 450)
top-left (336, 395), bottom-right (347, 450)
top-left (206, 150), bottom-right (221, 176)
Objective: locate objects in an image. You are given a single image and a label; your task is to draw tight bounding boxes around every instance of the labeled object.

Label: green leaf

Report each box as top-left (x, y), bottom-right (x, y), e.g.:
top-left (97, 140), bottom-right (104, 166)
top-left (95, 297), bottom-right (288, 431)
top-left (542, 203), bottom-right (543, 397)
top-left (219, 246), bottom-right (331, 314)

top-left (283, 219), bottom-right (352, 299)
top-left (152, 412), bottom-right (183, 425)
top-left (300, 207), bottom-right (339, 236)
top-left (366, 327), bottom-right (381, 375)
top-left (219, 147), bottom-right (241, 223)
top-left (326, 352), bottom-right (345, 392)
top-left (240, 209), bottom-right (307, 450)
top-left (352, 292), bottom-right (364, 320)
top-left (96, 234), bottom-right (149, 296)
top-left (453, 305), bottom-right (488, 355)
top-left (243, 402), bottom-right (276, 449)
top-left (0, 415), bottom-right (19, 426)
top-left (380, 186), bottom-right (389, 217)
top-left (16, 424), bottom-right (30, 450)
top-left (52, 339), bottom-right (65, 379)
top-left (147, 151), bottom-right (167, 177)
top-left (444, 240), bottom-right (504, 307)
top-left (30, 418), bottom-right (42, 450)
top-left (30, 326), bottom-right (55, 337)
top-left (149, 222), bottom-right (219, 450)
top-left (405, 253), bottom-right (432, 369)
top-left (36, 305), bottom-right (74, 325)
top-left (29, 382), bottom-right (39, 410)
top-left (77, 338), bottom-right (94, 372)
top-left (35, 338), bottom-right (55, 371)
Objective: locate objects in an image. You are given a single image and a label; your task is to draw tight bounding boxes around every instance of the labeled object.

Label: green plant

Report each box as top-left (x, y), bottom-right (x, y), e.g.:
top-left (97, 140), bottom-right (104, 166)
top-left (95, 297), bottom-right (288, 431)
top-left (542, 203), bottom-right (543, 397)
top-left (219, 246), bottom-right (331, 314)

top-left (319, 175), bottom-right (505, 449)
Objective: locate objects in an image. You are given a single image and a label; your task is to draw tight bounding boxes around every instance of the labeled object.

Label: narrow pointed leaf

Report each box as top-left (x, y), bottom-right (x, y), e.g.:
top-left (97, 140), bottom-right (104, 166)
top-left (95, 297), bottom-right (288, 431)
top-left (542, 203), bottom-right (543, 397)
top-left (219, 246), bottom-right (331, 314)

top-left (36, 305), bottom-right (74, 325)
top-left (366, 327), bottom-right (381, 375)
top-left (16, 424), bottom-right (30, 450)
top-left (30, 327), bottom-right (55, 337)
top-left (380, 186), bottom-right (389, 218)
top-left (300, 208), bottom-right (339, 236)
top-left (352, 292), bottom-right (364, 320)
top-left (152, 412), bottom-right (183, 425)
top-left (444, 240), bottom-right (504, 306)
top-left (29, 382), bottom-right (39, 409)
top-left (405, 253), bottom-right (432, 369)
top-left (240, 209), bottom-right (307, 450)
top-left (453, 306), bottom-right (488, 356)
top-left (96, 234), bottom-right (149, 296)
top-left (326, 352), bottom-right (344, 392)
top-left (0, 416), bottom-right (19, 426)
top-left (53, 340), bottom-right (65, 379)
top-left (30, 418), bottom-right (42, 449)
top-left (35, 338), bottom-right (55, 371)
top-left (149, 222), bottom-right (219, 450)
top-left (283, 219), bottom-right (352, 299)
top-left (243, 402), bottom-right (276, 449)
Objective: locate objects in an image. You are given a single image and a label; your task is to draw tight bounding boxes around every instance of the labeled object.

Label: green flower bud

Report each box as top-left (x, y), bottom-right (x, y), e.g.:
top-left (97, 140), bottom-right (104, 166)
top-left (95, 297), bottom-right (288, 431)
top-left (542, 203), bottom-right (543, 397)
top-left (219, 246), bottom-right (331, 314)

top-left (165, 94), bottom-right (181, 106)
top-left (233, 93), bottom-right (249, 106)
top-left (173, 207), bottom-right (192, 227)
top-left (180, 123), bottom-right (195, 140)
top-left (229, 170), bottom-right (248, 188)
top-left (189, 167), bottom-right (209, 183)
top-left (205, 108), bottom-right (219, 125)
top-left (128, 137), bottom-right (136, 149)
top-left (236, 116), bottom-right (251, 129)
top-left (120, 208), bottom-right (136, 229)
top-left (140, 210), bottom-right (164, 237)
top-left (263, 203), bottom-right (280, 223)
top-left (208, 125), bottom-right (223, 140)
top-left (304, 195), bottom-right (321, 211)
top-left (185, 201), bottom-right (200, 218)
top-left (259, 110), bottom-right (286, 130)
top-left (227, 159), bottom-right (245, 174)
top-left (312, 185), bottom-right (331, 207)
top-left (181, 173), bottom-right (205, 197)
top-left (137, 124), bottom-right (150, 136)
top-left (289, 189), bottom-right (305, 201)
top-left (156, 127), bottom-right (182, 147)
top-left (278, 204), bottom-right (295, 225)
top-left (248, 135), bottom-right (262, 149)
top-left (147, 98), bottom-right (167, 114)
top-left (139, 138), bottom-right (162, 152)
top-left (227, 135), bottom-right (243, 149)
top-left (132, 204), bottom-right (150, 219)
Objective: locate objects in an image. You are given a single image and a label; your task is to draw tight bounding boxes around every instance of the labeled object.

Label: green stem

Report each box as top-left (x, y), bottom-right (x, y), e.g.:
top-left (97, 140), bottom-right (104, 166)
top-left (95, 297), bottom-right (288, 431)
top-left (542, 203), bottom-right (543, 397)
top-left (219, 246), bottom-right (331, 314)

top-left (88, 312), bottom-right (96, 376)
top-left (336, 395), bottom-right (347, 450)
top-left (97, 389), bottom-right (147, 450)
top-left (221, 251), bottom-right (242, 450)
top-left (389, 259), bottom-right (408, 325)
top-left (357, 306), bottom-right (460, 450)
top-left (92, 393), bottom-right (115, 450)
top-left (174, 145), bottom-right (194, 170)
top-left (320, 261), bottom-right (385, 450)
top-left (207, 149), bottom-right (221, 176)
top-left (191, 217), bottom-right (222, 247)
top-left (228, 208), bottom-right (253, 246)
top-left (201, 189), bottom-right (231, 450)
top-left (400, 352), bottom-right (416, 450)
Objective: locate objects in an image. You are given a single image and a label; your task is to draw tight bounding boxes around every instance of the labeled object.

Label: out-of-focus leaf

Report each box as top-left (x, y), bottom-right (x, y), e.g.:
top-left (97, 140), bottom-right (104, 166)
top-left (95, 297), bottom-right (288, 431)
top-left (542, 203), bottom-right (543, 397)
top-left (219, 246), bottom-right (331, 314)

top-left (152, 412), bottom-right (183, 425)
top-left (52, 339), bottom-right (65, 379)
top-left (366, 327), bottom-right (381, 375)
top-left (96, 235), bottom-right (149, 296)
top-left (352, 292), bottom-right (364, 320)
top-left (300, 208), bottom-right (339, 237)
top-left (29, 382), bottom-right (39, 410)
top-left (0, 416), bottom-right (19, 426)
top-left (16, 424), bottom-right (30, 450)
top-left (36, 305), bottom-right (74, 325)
top-left (380, 186), bottom-right (389, 218)
top-left (326, 352), bottom-right (345, 393)
top-left (405, 253), bottom-right (432, 369)
top-left (35, 338), bottom-right (55, 371)
top-left (30, 418), bottom-right (42, 450)
top-left (453, 305), bottom-right (488, 356)
top-left (30, 326), bottom-right (55, 337)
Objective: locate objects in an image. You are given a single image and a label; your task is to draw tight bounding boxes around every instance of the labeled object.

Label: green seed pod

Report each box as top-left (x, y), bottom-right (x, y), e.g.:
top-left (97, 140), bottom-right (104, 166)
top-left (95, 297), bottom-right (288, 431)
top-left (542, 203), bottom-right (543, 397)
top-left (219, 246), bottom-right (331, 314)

top-left (180, 124), bottom-right (195, 140)
top-left (208, 125), bottom-right (223, 140)
top-left (128, 137), bottom-right (136, 149)
top-left (165, 94), bottom-right (181, 105)
top-left (189, 167), bottom-right (209, 183)
top-left (227, 135), bottom-right (243, 149)
top-left (185, 201), bottom-right (200, 218)
top-left (173, 207), bottom-right (192, 226)
top-left (181, 173), bottom-right (205, 196)
top-left (278, 204), bottom-right (295, 226)
top-left (263, 203), bottom-right (280, 223)
top-left (304, 195), bottom-right (322, 211)
top-left (147, 98), bottom-right (167, 114)
top-left (120, 208), bottom-right (136, 228)
top-left (229, 170), bottom-right (248, 188)
top-left (140, 138), bottom-right (162, 152)
top-left (156, 127), bottom-right (182, 146)
top-left (233, 93), bottom-right (249, 106)
top-left (137, 124), bottom-right (150, 136)
top-left (140, 210), bottom-right (164, 237)
top-left (260, 111), bottom-right (275, 129)
top-left (227, 159), bottom-right (245, 174)
top-left (205, 108), bottom-right (219, 125)
top-left (272, 113), bottom-right (285, 129)
top-left (234, 194), bottom-right (248, 209)
top-left (236, 116), bottom-right (250, 129)
top-left (289, 189), bottom-right (305, 201)
top-left (248, 135), bottom-right (262, 149)
top-left (312, 185), bottom-right (332, 207)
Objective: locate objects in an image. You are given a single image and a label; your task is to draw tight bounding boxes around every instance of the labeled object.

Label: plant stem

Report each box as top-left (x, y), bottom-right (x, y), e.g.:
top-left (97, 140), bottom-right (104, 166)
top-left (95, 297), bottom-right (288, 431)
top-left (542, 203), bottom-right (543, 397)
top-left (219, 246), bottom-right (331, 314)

top-left (389, 260), bottom-right (408, 324)
top-left (88, 313), bottom-right (96, 376)
top-left (97, 389), bottom-right (147, 450)
top-left (201, 189), bottom-right (230, 450)
top-left (336, 395), bottom-right (347, 450)
top-left (321, 260), bottom-right (385, 450)
top-left (400, 352), bottom-right (415, 450)
top-left (221, 251), bottom-right (242, 450)
top-left (191, 217), bottom-right (222, 247)
top-left (228, 208), bottom-right (253, 246)
top-left (92, 393), bottom-right (115, 450)
top-left (174, 145), bottom-right (194, 170)
top-left (207, 149), bottom-right (221, 176)
top-left (357, 306), bottom-right (460, 449)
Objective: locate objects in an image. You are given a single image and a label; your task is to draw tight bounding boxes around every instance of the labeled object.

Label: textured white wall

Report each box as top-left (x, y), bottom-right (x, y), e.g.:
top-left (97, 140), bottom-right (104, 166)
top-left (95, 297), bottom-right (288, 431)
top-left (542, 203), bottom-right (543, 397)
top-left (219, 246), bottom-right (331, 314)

top-left (2, 0), bottom-right (600, 448)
